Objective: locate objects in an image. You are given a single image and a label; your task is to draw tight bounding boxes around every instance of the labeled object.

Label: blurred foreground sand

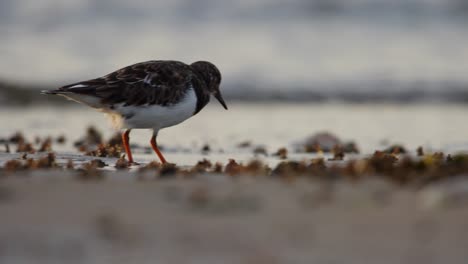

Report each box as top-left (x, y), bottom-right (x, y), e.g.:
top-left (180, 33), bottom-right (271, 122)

top-left (1, 170), bottom-right (468, 264)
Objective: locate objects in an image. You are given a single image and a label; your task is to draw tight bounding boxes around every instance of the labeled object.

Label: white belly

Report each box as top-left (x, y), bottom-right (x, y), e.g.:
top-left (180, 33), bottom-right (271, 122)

top-left (106, 88), bottom-right (197, 130)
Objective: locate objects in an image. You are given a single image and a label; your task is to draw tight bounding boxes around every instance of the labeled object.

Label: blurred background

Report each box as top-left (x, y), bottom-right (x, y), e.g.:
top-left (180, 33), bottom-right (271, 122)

top-left (1, 0), bottom-right (468, 102)
top-left (1, 0), bottom-right (468, 154)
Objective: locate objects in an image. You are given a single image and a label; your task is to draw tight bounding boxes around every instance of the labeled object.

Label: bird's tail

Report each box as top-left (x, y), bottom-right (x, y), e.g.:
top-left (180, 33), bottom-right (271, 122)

top-left (41, 88), bottom-right (102, 108)
top-left (41, 89), bottom-right (67, 95)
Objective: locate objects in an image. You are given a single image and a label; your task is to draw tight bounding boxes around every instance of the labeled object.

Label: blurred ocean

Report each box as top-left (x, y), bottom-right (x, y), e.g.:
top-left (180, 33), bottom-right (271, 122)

top-left (1, 0), bottom-right (468, 102)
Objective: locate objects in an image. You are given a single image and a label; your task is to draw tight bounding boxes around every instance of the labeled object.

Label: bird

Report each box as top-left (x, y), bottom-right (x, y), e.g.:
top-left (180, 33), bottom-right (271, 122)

top-left (42, 60), bottom-right (228, 164)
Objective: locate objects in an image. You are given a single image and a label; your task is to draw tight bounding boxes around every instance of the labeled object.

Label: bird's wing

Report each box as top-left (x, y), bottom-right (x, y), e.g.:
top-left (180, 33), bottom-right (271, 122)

top-left (58, 61), bottom-right (195, 106)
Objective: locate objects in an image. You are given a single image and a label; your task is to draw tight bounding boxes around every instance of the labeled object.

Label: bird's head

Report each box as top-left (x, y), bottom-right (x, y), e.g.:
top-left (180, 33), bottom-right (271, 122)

top-left (191, 61), bottom-right (227, 110)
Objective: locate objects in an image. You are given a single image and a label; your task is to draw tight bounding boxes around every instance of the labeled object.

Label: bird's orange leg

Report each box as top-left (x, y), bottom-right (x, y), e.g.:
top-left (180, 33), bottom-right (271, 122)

top-left (150, 135), bottom-right (167, 164)
top-left (121, 129), bottom-right (134, 163)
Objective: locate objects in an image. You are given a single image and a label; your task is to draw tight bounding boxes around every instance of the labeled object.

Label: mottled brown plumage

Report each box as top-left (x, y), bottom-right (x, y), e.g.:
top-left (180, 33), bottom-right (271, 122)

top-left (49, 60), bottom-right (224, 113)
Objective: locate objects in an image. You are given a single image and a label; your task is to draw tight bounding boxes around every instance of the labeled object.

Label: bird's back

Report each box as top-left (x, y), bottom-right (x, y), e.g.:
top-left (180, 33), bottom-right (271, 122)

top-left (52, 61), bottom-right (207, 107)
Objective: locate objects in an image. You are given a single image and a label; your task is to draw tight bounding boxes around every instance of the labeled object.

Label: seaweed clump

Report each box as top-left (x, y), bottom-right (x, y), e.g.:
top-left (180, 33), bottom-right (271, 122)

top-left (74, 127), bottom-right (122, 158)
top-left (0, 132), bottom-right (61, 155)
top-left (273, 148), bottom-right (288, 159)
top-left (3, 152), bottom-right (58, 173)
top-left (301, 132), bottom-right (359, 154)
top-left (76, 159), bottom-right (107, 180)
top-left (224, 159), bottom-right (271, 176)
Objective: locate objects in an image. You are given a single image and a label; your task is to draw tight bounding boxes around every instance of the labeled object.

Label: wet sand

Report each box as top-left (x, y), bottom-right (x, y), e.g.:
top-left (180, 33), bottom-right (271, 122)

top-left (2, 103), bottom-right (468, 155)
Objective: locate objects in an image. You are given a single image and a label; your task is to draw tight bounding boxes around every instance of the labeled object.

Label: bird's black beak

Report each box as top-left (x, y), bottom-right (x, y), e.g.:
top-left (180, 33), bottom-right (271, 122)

top-left (214, 91), bottom-right (228, 110)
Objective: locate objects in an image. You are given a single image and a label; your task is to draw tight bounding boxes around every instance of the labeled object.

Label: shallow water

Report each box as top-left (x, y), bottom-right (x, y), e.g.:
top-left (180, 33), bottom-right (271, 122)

top-left (1, 103), bottom-right (468, 165)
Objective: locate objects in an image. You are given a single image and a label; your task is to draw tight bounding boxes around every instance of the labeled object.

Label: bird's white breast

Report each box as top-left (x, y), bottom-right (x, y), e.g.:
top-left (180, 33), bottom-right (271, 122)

top-left (106, 88), bottom-right (197, 130)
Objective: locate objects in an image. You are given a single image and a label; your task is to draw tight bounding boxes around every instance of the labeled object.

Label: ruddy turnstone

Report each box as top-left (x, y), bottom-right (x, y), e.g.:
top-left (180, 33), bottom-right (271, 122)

top-left (42, 60), bottom-right (228, 164)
